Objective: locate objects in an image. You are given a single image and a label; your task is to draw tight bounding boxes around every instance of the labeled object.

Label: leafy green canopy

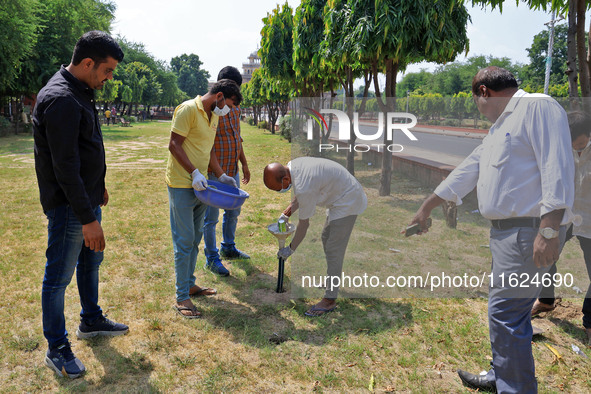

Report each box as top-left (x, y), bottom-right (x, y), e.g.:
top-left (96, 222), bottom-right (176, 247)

top-left (170, 54), bottom-right (210, 98)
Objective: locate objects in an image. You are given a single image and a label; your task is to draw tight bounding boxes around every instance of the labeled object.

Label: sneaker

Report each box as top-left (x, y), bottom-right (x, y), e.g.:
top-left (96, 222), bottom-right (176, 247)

top-left (76, 315), bottom-right (129, 339)
top-left (204, 259), bottom-right (230, 276)
top-left (220, 246), bottom-right (250, 260)
top-left (45, 342), bottom-right (86, 379)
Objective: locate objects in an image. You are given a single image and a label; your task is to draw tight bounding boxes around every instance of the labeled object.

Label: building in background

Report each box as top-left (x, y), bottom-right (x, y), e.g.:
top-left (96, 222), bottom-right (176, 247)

top-left (207, 51), bottom-right (262, 89)
top-left (242, 51), bottom-right (261, 83)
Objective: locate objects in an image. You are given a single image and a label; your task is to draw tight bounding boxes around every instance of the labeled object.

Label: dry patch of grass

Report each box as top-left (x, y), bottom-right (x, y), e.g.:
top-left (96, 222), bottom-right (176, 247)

top-left (0, 122), bottom-right (590, 392)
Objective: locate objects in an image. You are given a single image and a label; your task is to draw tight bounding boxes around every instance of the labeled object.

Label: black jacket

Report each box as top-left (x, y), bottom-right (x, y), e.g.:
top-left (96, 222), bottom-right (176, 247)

top-left (33, 66), bottom-right (106, 225)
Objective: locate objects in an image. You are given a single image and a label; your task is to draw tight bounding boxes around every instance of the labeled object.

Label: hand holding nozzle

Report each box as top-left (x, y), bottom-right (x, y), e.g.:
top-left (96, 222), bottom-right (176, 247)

top-left (403, 217), bottom-right (432, 237)
top-left (277, 245), bottom-right (294, 259)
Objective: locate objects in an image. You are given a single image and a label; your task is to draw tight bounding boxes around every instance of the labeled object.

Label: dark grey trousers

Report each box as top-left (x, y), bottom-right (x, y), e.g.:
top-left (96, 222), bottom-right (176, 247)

top-left (321, 215), bottom-right (358, 299)
top-left (487, 225), bottom-right (566, 393)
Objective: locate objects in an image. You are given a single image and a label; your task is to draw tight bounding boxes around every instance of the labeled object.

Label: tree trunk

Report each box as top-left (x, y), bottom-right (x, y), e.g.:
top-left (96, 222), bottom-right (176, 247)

top-left (587, 18), bottom-right (591, 97)
top-left (12, 97), bottom-right (20, 135)
top-left (345, 68), bottom-right (356, 176)
top-left (441, 201), bottom-right (457, 229)
top-left (566, 0), bottom-right (579, 106)
top-left (576, 0), bottom-right (590, 97)
top-left (379, 59), bottom-right (398, 196)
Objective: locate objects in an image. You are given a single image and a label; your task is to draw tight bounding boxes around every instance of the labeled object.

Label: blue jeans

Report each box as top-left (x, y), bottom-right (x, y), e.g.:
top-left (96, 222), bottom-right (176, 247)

top-left (203, 173), bottom-right (241, 262)
top-left (42, 205), bottom-right (103, 349)
top-left (168, 186), bottom-right (208, 302)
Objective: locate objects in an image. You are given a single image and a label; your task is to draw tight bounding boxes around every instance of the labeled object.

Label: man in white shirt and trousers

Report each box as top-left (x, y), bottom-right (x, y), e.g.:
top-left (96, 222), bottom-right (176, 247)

top-left (409, 67), bottom-right (575, 393)
top-left (264, 157), bottom-right (367, 317)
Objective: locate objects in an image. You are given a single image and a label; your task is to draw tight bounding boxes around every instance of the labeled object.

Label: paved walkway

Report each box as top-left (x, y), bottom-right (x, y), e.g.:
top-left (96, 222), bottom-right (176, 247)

top-left (356, 121), bottom-right (487, 167)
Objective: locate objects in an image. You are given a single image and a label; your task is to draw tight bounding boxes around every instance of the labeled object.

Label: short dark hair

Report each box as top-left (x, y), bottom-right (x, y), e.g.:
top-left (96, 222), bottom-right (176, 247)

top-left (210, 79), bottom-right (242, 106)
top-left (568, 111), bottom-right (591, 141)
top-left (217, 66), bottom-right (242, 86)
top-left (71, 30), bottom-right (124, 66)
top-left (472, 66), bottom-right (518, 95)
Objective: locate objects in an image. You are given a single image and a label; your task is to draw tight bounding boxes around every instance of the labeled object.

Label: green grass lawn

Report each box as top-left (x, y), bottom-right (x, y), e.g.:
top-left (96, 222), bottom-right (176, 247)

top-left (0, 120), bottom-right (590, 393)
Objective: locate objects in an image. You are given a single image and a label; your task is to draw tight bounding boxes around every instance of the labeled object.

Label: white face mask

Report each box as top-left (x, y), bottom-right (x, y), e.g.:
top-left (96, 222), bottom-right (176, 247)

top-left (278, 178), bottom-right (292, 193)
top-left (279, 183), bottom-right (292, 193)
top-left (213, 97), bottom-right (231, 116)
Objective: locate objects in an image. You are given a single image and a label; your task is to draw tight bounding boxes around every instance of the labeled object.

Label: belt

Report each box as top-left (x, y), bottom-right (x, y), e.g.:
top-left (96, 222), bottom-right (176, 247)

top-left (490, 217), bottom-right (540, 230)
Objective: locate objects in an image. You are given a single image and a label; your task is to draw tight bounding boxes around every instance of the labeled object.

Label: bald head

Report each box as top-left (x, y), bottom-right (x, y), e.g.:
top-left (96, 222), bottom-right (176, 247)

top-left (264, 162), bottom-right (291, 191)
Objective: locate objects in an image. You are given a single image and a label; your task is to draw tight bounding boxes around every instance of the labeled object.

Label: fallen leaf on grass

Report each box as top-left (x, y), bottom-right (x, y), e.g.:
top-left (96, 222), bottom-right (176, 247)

top-left (545, 343), bottom-right (563, 364)
top-left (346, 363), bottom-right (357, 367)
top-left (368, 373), bottom-right (375, 392)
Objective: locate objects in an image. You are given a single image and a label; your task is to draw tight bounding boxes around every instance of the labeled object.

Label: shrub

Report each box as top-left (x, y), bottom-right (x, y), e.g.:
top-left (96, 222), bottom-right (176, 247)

top-left (278, 115), bottom-right (292, 142)
top-left (442, 119), bottom-right (460, 127)
top-left (246, 116), bottom-right (255, 126)
top-left (0, 117), bottom-right (12, 137)
top-left (258, 120), bottom-right (269, 130)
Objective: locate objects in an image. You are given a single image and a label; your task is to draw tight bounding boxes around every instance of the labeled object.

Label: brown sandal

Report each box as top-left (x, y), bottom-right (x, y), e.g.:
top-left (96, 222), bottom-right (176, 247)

top-left (189, 286), bottom-right (217, 297)
top-left (174, 305), bottom-right (201, 319)
top-left (531, 299), bottom-right (558, 316)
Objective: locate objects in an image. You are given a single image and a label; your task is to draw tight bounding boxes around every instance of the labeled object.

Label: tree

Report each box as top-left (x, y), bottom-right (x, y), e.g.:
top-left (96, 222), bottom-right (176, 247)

top-left (158, 71), bottom-right (188, 108)
top-left (242, 69), bottom-right (265, 125)
top-left (449, 92), bottom-right (472, 124)
top-left (522, 23), bottom-right (569, 90)
top-left (323, 0), bottom-right (375, 172)
top-left (345, 0), bottom-right (470, 195)
top-left (293, 0), bottom-right (340, 96)
top-left (96, 78), bottom-right (122, 109)
top-left (120, 85), bottom-right (133, 113)
top-left (3, 0), bottom-right (115, 134)
top-left (19, 0), bottom-right (116, 94)
top-left (397, 55), bottom-right (527, 96)
top-left (0, 0), bottom-right (39, 96)
top-left (469, 0), bottom-right (591, 100)
top-left (170, 54), bottom-right (210, 98)
top-left (123, 61), bottom-right (161, 116)
top-left (260, 3), bottom-right (295, 83)
top-left (396, 70), bottom-right (432, 97)
top-left (259, 2), bottom-right (297, 133)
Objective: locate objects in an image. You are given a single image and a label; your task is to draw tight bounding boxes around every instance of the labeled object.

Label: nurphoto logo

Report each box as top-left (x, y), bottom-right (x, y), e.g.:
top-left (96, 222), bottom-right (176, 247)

top-left (304, 108), bottom-right (419, 153)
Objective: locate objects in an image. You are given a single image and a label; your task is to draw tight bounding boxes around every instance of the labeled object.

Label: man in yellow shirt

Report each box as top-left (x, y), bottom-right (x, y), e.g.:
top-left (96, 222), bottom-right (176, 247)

top-left (166, 79), bottom-right (242, 318)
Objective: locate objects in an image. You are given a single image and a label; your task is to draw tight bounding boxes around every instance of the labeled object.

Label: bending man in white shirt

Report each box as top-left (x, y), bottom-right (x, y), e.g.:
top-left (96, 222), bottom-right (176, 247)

top-left (264, 157), bottom-right (367, 317)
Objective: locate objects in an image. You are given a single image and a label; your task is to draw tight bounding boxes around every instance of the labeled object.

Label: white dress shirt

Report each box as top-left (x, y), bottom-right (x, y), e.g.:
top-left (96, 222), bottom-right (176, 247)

top-left (434, 89), bottom-right (575, 225)
top-left (573, 144), bottom-right (591, 238)
top-left (289, 157), bottom-right (367, 222)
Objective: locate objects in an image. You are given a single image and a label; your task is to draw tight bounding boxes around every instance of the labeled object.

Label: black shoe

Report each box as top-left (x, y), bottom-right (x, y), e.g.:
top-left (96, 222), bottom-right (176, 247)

top-left (45, 342), bottom-right (86, 379)
top-left (220, 246), bottom-right (250, 260)
top-left (457, 369), bottom-right (497, 393)
top-left (76, 315), bottom-right (129, 339)
top-left (204, 259), bottom-right (230, 276)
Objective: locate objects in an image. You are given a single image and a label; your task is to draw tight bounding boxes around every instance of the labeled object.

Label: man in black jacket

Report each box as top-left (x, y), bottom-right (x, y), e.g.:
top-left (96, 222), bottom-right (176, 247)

top-left (33, 31), bottom-right (128, 379)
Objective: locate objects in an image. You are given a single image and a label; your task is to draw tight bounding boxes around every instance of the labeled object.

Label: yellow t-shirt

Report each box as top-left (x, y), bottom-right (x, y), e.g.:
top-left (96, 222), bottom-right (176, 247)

top-left (105, 110), bottom-right (111, 118)
top-left (166, 96), bottom-right (219, 188)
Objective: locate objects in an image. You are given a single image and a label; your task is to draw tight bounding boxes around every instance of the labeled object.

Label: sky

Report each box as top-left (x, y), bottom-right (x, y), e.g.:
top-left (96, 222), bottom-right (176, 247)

top-left (111, 1), bottom-right (577, 85)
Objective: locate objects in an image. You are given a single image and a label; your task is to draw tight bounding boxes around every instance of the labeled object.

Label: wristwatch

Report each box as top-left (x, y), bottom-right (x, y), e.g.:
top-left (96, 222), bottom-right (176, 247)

top-left (539, 227), bottom-right (559, 239)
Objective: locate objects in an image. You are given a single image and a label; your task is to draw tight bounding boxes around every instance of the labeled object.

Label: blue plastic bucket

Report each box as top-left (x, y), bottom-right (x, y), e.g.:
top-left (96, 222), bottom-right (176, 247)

top-left (194, 180), bottom-right (249, 210)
